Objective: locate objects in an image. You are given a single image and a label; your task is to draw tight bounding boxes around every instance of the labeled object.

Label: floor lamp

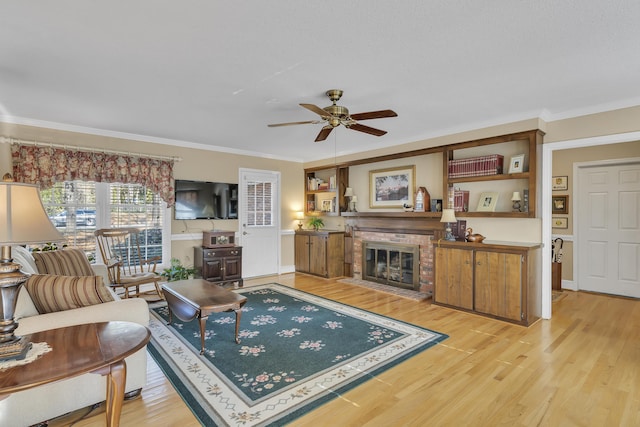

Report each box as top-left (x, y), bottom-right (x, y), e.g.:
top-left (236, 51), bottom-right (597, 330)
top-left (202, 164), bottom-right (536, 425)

top-left (0, 175), bottom-right (63, 360)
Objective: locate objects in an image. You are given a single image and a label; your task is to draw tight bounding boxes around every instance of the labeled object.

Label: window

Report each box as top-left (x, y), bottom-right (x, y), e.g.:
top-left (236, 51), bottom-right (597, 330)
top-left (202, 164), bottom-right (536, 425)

top-left (39, 181), bottom-right (170, 265)
top-left (245, 181), bottom-right (273, 226)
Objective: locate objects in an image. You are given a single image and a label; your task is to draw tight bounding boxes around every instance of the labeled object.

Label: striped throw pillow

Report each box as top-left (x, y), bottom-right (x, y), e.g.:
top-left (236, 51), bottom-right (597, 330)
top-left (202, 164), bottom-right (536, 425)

top-left (32, 248), bottom-right (94, 276)
top-left (24, 274), bottom-right (114, 314)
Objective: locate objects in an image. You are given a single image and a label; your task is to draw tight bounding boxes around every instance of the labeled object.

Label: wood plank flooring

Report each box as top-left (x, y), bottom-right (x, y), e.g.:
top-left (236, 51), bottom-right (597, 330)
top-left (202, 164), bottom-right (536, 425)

top-left (51, 273), bottom-right (640, 426)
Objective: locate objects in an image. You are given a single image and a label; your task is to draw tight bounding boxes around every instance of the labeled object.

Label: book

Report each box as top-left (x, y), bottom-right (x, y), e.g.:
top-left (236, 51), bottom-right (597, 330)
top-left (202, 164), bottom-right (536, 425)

top-left (456, 220), bottom-right (467, 241)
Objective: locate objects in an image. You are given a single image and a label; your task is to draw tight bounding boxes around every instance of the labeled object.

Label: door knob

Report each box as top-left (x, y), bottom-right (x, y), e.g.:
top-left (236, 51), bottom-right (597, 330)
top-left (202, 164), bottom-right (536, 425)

top-left (243, 231), bottom-right (248, 235)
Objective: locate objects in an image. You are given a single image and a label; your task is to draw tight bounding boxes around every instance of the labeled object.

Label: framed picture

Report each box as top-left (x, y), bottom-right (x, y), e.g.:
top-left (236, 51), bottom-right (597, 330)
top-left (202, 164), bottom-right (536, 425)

top-left (552, 217), bottom-right (568, 229)
top-left (508, 154), bottom-right (525, 174)
top-left (321, 199), bottom-right (333, 213)
top-left (552, 176), bottom-right (568, 191)
top-left (552, 195), bottom-right (569, 214)
top-left (369, 165), bottom-right (415, 208)
top-left (477, 192), bottom-right (499, 212)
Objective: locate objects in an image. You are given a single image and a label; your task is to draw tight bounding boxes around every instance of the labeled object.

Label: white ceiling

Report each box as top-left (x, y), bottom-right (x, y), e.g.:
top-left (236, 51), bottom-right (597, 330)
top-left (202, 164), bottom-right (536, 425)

top-left (2, 1), bottom-right (640, 163)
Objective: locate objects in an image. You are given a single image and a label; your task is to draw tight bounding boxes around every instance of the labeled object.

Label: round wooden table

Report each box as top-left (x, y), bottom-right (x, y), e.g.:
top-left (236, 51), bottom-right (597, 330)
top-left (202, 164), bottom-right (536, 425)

top-left (0, 321), bottom-right (150, 427)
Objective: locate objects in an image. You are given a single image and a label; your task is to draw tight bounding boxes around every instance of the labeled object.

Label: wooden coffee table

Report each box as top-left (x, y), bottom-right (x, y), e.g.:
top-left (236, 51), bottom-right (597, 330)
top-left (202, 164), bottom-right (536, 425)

top-left (0, 321), bottom-right (150, 427)
top-left (162, 279), bottom-right (247, 355)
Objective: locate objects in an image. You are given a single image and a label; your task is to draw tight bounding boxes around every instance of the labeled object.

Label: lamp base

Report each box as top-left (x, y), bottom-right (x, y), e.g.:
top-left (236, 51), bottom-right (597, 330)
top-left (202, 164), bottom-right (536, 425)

top-left (0, 336), bottom-right (32, 361)
top-left (0, 254), bottom-right (31, 360)
top-left (444, 225), bottom-right (456, 241)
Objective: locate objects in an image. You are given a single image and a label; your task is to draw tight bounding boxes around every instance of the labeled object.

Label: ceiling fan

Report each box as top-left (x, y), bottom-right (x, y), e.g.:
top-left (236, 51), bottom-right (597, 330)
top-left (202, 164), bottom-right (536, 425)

top-left (268, 89), bottom-right (397, 142)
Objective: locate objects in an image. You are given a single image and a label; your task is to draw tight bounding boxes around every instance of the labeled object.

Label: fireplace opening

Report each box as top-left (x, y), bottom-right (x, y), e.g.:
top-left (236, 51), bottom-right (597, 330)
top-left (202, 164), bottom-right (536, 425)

top-left (363, 241), bottom-right (420, 290)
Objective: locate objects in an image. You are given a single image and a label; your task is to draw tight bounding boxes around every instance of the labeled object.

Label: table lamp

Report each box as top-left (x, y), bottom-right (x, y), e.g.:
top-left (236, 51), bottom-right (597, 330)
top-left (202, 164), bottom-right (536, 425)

top-left (295, 211), bottom-right (304, 230)
top-left (440, 208), bottom-right (457, 241)
top-left (0, 174), bottom-right (63, 360)
top-left (344, 187), bottom-right (355, 212)
top-left (511, 191), bottom-right (522, 212)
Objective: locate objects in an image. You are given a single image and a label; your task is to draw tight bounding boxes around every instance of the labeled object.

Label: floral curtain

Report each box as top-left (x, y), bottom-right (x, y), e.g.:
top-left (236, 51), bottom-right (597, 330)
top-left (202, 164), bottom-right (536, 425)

top-left (11, 144), bottom-right (175, 206)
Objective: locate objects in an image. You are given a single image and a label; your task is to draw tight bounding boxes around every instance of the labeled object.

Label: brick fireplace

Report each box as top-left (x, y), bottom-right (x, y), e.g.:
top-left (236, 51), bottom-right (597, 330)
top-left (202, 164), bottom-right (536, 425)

top-left (344, 213), bottom-right (446, 296)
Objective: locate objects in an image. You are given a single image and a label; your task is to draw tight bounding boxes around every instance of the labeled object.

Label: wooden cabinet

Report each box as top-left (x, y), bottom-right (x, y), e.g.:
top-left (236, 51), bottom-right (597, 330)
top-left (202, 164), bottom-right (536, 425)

top-left (434, 247), bottom-right (473, 310)
top-left (295, 230), bottom-right (345, 278)
top-left (442, 129), bottom-right (544, 218)
top-left (434, 241), bottom-right (541, 326)
top-left (194, 246), bottom-right (243, 287)
top-left (304, 166), bottom-right (349, 215)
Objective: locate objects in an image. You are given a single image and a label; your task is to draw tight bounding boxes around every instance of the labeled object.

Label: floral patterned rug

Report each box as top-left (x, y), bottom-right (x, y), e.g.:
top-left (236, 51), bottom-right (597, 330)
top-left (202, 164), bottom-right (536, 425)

top-left (147, 283), bottom-right (447, 427)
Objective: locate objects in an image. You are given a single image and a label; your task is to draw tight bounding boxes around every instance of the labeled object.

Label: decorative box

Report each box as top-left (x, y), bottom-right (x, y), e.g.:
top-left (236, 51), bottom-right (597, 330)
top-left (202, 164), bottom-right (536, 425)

top-left (448, 154), bottom-right (504, 178)
top-left (203, 230), bottom-right (236, 248)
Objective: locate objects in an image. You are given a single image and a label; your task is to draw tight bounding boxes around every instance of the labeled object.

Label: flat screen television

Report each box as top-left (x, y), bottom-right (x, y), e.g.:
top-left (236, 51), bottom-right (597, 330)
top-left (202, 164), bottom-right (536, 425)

top-left (174, 179), bottom-right (238, 220)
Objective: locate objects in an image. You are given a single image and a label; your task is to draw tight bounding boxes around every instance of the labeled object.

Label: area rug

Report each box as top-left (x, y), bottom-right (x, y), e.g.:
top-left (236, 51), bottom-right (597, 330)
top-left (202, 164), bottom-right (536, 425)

top-left (338, 277), bottom-right (430, 301)
top-left (147, 283), bottom-right (447, 426)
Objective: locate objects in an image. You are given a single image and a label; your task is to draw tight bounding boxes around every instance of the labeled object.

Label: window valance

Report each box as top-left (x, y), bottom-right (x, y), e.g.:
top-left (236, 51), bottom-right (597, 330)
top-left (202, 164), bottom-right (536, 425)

top-left (11, 143), bottom-right (176, 206)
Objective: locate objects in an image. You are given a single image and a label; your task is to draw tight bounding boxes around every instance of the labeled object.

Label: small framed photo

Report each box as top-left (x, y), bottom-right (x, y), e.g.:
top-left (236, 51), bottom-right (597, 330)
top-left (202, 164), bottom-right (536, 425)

top-left (508, 154), bottom-right (525, 174)
top-left (321, 199), bottom-right (333, 213)
top-left (553, 217), bottom-right (568, 229)
top-left (552, 176), bottom-right (568, 191)
top-left (552, 195), bottom-right (569, 214)
top-left (477, 192), bottom-right (499, 212)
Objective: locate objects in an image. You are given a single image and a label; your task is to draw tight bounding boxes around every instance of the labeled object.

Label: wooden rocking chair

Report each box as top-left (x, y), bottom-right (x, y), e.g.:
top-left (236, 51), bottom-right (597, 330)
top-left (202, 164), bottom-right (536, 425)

top-left (94, 227), bottom-right (164, 300)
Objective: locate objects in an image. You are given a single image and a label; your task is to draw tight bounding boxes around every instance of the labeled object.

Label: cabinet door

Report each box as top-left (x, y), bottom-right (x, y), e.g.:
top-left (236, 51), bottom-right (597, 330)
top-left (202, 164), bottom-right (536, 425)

top-left (203, 258), bottom-right (224, 282)
top-left (435, 247), bottom-right (473, 309)
top-left (308, 235), bottom-right (327, 276)
top-left (475, 251), bottom-right (522, 321)
top-left (294, 234), bottom-right (310, 272)
top-left (223, 257), bottom-right (242, 280)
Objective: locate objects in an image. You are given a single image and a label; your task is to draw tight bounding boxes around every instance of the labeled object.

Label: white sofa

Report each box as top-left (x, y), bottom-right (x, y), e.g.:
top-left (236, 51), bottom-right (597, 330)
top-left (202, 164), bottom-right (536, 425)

top-left (0, 247), bottom-right (150, 427)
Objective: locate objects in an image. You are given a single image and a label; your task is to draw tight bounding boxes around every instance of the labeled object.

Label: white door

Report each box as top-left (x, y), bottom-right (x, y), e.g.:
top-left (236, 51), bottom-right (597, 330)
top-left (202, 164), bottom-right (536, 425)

top-left (239, 168), bottom-right (280, 278)
top-left (578, 161), bottom-right (640, 297)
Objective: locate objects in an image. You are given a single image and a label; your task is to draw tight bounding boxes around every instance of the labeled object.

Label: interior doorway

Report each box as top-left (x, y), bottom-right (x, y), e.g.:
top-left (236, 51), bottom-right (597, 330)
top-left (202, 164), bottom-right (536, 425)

top-left (541, 130), bottom-right (640, 318)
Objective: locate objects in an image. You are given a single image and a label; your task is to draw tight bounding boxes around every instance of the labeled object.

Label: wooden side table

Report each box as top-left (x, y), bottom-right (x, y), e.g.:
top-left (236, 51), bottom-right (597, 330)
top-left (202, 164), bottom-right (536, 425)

top-left (0, 321), bottom-right (150, 427)
top-left (162, 278), bottom-right (247, 355)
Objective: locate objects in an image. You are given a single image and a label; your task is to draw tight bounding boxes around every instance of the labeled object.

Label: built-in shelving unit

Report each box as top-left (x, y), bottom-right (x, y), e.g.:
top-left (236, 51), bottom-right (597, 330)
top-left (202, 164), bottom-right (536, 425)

top-left (442, 129), bottom-right (544, 218)
top-left (304, 166), bottom-right (349, 216)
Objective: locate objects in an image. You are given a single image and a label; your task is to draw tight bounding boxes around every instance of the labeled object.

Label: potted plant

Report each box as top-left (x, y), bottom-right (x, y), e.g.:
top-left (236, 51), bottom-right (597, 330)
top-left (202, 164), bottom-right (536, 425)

top-left (161, 258), bottom-right (197, 282)
top-left (307, 216), bottom-right (324, 231)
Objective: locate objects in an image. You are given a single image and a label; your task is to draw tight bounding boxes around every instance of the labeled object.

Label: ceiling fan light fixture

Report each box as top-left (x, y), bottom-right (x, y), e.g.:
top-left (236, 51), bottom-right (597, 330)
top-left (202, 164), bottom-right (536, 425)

top-left (268, 89), bottom-right (397, 141)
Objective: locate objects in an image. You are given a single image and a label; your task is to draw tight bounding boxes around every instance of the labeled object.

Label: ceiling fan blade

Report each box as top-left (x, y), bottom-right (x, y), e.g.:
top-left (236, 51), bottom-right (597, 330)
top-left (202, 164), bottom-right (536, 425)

top-left (300, 103), bottom-right (332, 118)
top-left (315, 126), bottom-right (334, 142)
top-left (267, 120), bottom-right (319, 127)
top-left (349, 109), bottom-right (398, 121)
top-left (347, 123), bottom-right (387, 137)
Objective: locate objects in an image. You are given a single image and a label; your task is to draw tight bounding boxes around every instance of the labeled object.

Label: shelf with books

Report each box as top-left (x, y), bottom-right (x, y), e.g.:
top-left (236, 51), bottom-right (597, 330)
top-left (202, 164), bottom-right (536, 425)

top-left (442, 130), bottom-right (543, 218)
top-left (304, 166), bottom-right (349, 216)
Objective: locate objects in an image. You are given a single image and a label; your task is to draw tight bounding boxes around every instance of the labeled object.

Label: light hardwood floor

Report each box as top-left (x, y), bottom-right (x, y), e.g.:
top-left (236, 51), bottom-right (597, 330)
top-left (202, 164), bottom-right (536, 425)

top-left (53, 273), bottom-right (639, 427)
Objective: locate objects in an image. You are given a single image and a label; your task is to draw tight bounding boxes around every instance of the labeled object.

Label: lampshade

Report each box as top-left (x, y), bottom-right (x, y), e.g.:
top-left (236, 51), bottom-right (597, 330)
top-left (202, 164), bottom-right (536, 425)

top-left (344, 187), bottom-right (354, 197)
top-left (511, 191), bottom-right (521, 202)
top-left (295, 211), bottom-right (305, 220)
top-left (350, 195), bottom-right (358, 202)
top-left (0, 181), bottom-right (63, 245)
top-left (440, 208), bottom-right (457, 223)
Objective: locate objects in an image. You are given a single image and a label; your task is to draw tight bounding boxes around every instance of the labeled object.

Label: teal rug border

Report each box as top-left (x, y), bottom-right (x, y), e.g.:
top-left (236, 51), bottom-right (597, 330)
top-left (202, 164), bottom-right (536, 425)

top-left (147, 283), bottom-right (448, 426)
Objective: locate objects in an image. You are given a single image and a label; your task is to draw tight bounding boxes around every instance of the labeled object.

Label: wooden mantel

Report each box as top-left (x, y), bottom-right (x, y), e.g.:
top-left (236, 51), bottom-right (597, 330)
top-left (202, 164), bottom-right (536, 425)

top-left (342, 212), bottom-right (446, 237)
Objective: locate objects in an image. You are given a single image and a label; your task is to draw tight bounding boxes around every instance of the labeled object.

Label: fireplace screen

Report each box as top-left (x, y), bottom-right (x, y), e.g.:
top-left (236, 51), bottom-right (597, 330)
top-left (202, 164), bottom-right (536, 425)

top-left (363, 241), bottom-right (420, 290)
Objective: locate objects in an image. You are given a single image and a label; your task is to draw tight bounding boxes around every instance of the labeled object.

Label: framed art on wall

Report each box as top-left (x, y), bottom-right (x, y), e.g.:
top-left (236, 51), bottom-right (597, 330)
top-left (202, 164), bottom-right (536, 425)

top-left (552, 195), bottom-right (569, 214)
top-left (552, 176), bottom-right (568, 191)
top-left (476, 192), bottom-right (499, 212)
top-left (369, 165), bottom-right (415, 208)
top-left (552, 217), bottom-right (568, 229)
